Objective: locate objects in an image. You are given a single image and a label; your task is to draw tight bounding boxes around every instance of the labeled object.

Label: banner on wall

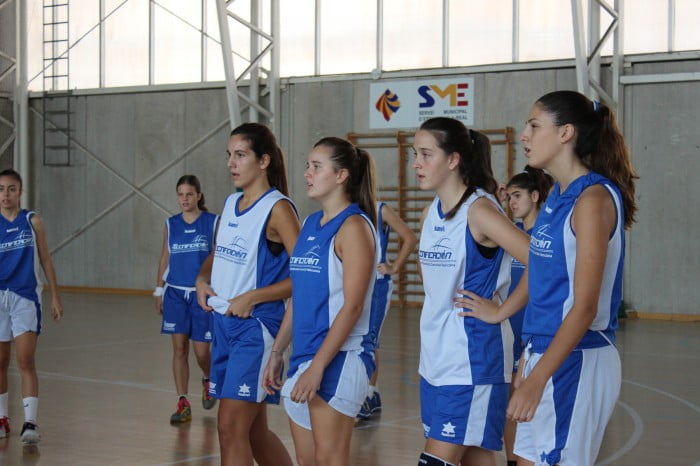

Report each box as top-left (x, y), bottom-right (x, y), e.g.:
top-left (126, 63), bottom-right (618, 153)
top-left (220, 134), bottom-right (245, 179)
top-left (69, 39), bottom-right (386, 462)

top-left (369, 77), bottom-right (474, 129)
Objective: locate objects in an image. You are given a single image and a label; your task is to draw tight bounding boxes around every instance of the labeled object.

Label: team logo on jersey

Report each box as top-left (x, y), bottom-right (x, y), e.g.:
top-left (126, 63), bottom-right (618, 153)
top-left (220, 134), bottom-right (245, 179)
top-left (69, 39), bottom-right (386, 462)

top-left (530, 224), bottom-right (554, 258)
top-left (534, 224), bottom-right (553, 239)
top-left (238, 383), bottom-right (251, 397)
top-left (215, 236), bottom-right (249, 265)
top-left (5, 227), bottom-right (18, 233)
top-left (419, 237), bottom-right (456, 268)
top-left (440, 421), bottom-right (456, 438)
top-left (228, 222), bottom-right (239, 228)
top-left (0, 229), bottom-right (34, 253)
top-left (434, 225), bottom-right (445, 232)
top-left (171, 234), bottom-right (210, 254)
top-left (290, 245), bottom-right (322, 273)
top-left (184, 228), bottom-right (196, 233)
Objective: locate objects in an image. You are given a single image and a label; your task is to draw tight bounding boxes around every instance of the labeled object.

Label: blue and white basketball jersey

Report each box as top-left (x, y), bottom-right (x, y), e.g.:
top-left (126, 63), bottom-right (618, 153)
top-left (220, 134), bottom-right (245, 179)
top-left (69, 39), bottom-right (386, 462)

top-left (507, 221), bottom-right (530, 365)
top-left (0, 210), bottom-right (41, 302)
top-left (508, 221), bottom-right (528, 297)
top-left (524, 172), bottom-right (624, 350)
top-left (418, 190), bottom-right (513, 386)
top-left (210, 188), bottom-right (295, 330)
top-left (288, 203), bottom-right (378, 376)
top-left (164, 211), bottom-right (218, 287)
top-left (376, 201), bottom-right (391, 280)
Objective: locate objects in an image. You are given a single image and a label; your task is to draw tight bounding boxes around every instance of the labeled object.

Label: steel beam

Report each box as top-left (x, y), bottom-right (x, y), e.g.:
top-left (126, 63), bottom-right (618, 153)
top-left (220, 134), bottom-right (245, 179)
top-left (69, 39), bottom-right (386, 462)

top-left (216, 0), bottom-right (279, 130)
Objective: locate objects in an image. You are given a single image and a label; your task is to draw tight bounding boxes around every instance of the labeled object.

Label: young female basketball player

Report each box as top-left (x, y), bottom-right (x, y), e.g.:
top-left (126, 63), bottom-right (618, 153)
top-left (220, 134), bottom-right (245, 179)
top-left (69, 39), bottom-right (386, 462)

top-left (154, 175), bottom-right (218, 423)
top-left (458, 91), bottom-right (637, 465)
top-left (357, 201), bottom-right (417, 419)
top-left (502, 166), bottom-right (552, 465)
top-left (0, 169), bottom-right (63, 444)
top-left (412, 118), bottom-right (530, 466)
top-left (263, 137), bottom-right (379, 466)
top-left (195, 123), bottom-right (297, 466)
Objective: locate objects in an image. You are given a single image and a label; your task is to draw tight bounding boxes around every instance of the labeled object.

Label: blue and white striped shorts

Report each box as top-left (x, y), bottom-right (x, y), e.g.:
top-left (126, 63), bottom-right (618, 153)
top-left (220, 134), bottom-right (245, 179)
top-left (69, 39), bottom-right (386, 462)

top-left (514, 344), bottom-right (621, 465)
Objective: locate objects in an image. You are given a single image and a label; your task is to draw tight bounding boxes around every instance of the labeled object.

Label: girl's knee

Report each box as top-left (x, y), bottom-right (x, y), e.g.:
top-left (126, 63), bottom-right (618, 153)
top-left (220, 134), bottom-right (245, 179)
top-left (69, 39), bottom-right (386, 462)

top-left (16, 356), bottom-right (36, 372)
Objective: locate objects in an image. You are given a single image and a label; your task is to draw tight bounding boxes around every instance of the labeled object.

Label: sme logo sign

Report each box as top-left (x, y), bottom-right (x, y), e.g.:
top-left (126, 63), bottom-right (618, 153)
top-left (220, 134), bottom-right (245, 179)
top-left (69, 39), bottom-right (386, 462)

top-left (369, 77), bottom-right (474, 129)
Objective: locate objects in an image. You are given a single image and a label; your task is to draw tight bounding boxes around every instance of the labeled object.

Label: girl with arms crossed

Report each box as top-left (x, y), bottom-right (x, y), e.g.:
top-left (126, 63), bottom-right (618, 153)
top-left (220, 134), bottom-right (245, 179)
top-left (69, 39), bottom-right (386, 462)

top-left (459, 91), bottom-right (636, 465)
top-left (196, 123), bottom-right (297, 466)
top-left (413, 118), bottom-right (530, 466)
top-left (154, 175), bottom-right (218, 423)
top-left (264, 137), bottom-right (379, 466)
top-left (0, 169), bottom-right (63, 444)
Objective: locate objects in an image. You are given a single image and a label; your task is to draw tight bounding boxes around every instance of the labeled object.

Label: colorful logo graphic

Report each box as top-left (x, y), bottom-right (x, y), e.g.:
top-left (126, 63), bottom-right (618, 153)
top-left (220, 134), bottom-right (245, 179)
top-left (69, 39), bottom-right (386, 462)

top-left (419, 83), bottom-right (469, 108)
top-left (375, 89), bottom-right (401, 121)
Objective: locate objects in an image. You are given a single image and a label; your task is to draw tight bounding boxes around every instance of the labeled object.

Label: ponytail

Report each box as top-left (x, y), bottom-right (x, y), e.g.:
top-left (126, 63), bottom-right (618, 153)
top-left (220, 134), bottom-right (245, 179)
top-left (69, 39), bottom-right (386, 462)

top-left (266, 145), bottom-right (289, 197)
top-left (536, 91), bottom-right (637, 228)
top-left (231, 123), bottom-right (289, 196)
top-left (313, 137), bottom-right (377, 227)
top-left (590, 105), bottom-right (637, 228)
top-left (354, 148), bottom-right (378, 227)
top-left (176, 174), bottom-right (207, 211)
top-left (419, 118), bottom-right (497, 220)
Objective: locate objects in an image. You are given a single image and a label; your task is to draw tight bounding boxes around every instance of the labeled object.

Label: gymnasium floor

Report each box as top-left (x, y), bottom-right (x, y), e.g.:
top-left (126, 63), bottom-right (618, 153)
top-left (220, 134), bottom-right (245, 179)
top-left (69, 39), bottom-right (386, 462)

top-left (0, 292), bottom-right (697, 465)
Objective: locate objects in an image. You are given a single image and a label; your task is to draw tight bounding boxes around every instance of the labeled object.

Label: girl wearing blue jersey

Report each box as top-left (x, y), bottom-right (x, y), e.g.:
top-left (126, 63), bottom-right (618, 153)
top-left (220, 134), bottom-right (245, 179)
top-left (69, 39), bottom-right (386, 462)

top-left (503, 166), bottom-right (552, 466)
top-left (263, 137), bottom-right (378, 466)
top-left (155, 175), bottom-right (218, 423)
top-left (195, 123), bottom-right (297, 466)
top-left (357, 201), bottom-right (417, 420)
top-left (458, 91), bottom-right (637, 465)
top-left (412, 118), bottom-right (530, 466)
top-left (0, 169), bottom-right (63, 444)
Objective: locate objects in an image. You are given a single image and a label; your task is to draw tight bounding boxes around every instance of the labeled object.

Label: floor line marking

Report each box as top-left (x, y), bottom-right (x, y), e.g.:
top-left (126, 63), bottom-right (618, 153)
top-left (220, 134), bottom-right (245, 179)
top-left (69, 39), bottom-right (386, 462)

top-left (596, 400), bottom-right (644, 466)
top-left (623, 378), bottom-right (700, 415)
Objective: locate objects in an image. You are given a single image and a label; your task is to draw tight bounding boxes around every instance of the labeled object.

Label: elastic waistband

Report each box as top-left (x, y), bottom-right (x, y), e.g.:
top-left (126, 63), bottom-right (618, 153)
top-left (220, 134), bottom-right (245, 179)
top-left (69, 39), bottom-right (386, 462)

top-left (165, 283), bottom-right (196, 292)
top-left (525, 329), bottom-right (616, 353)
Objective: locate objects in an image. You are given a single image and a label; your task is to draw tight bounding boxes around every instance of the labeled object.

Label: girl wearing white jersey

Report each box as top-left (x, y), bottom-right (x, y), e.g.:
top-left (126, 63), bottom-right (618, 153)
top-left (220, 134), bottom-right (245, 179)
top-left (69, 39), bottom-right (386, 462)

top-left (0, 169), bottom-right (63, 444)
top-left (263, 137), bottom-right (378, 466)
top-left (154, 175), bottom-right (218, 423)
top-left (413, 118), bottom-right (530, 466)
top-left (459, 91), bottom-right (637, 465)
top-left (196, 123), bottom-right (297, 466)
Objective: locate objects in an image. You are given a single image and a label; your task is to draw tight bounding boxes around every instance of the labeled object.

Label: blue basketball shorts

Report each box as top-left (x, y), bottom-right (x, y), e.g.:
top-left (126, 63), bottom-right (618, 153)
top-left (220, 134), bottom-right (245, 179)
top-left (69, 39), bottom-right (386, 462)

top-left (282, 350), bottom-right (370, 430)
top-left (209, 313), bottom-right (279, 404)
top-left (420, 377), bottom-right (509, 451)
top-left (514, 344), bottom-right (621, 465)
top-left (0, 289), bottom-right (41, 340)
top-left (161, 285), bottom-right (212, 342)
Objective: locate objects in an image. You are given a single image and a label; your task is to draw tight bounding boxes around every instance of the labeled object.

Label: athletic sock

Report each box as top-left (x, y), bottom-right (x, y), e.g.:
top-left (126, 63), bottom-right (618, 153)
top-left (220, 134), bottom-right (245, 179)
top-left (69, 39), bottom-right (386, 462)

top-left (0, 393), bottom-right (7, 418)
top-left (23, 397), bottom-right (38, 424)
